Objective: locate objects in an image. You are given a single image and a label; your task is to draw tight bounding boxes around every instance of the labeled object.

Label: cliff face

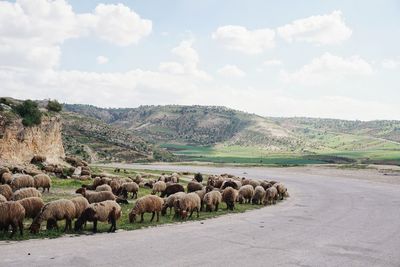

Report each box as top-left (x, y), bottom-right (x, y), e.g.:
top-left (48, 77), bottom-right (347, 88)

top-left (0, 115), bottom-right (65, 164)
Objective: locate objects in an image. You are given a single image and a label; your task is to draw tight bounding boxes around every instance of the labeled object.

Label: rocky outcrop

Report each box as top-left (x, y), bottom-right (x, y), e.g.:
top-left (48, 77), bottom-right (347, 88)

top-left (0, 115), bottom-right (65, 164)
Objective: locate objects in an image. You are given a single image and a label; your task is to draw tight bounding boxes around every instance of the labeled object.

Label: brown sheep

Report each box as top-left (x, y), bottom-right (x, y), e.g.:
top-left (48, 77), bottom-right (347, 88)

top-left (187, 181), bottom-right (203, 193)
top-left (0, 184), bottom-right (12, 200)
top-left (161, 192), bottom-right (186, 216)
top-left (33, 174), bottom-right (52, 192)
top-left (260, 181), bottom-right (273, 190)
top-left (203, 191), bottom-right (222, 212)
top-left (222, 187), bottom-right (238, 210)
top-left (252, 186), bottom-right (266, 205)
top-left (74, 200), bottom-right (122, 233)
top-left (17, 197), bottom-right (44, 219)
top-left (152, 181), bottom-right (166, 195)
top-left (30, 199), bottom-right (76, 234)
top-left (71, 196), bottom-right (90, 219)
top-left (1, 172), bottom-right (12, 184)
top-left (274, 183), bottom-right (288, 200)
top-left (10, 174), bottom-right (35, 190)
top-left (238, 185), bottom-right (255, 204)
top-left (75, 187), bottom-right (116, 204)
top-left (0, 201), bottom-right (25, 237)
top-left (129, 195), bottom-right (164, 223)
top-left (95, 184), bottom-right (112, 192)
top-left (120, 182), bottom-right (139, 199)
top-left (176, 192), bottom-right (201, 219)
top-left (264, 187), bottom-right (278, 205)
top-left (12, 187), bottom-right (42, 201)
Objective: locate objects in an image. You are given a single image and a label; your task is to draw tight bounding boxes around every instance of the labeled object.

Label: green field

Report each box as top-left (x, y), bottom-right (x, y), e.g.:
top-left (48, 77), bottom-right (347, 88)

top-left (0, 166), bottom-right (277, 241)
top-left (161, 143), bottom-right (400, 166)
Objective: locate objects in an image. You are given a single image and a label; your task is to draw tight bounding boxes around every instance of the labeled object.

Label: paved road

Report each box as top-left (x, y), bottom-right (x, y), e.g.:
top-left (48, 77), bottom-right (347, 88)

top-left (1, 164), bottom-right (400, 267)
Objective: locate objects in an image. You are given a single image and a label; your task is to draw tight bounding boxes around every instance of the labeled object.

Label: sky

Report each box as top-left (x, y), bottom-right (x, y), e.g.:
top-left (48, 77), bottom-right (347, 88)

top-left (0, 0), bottom-right (399, 120)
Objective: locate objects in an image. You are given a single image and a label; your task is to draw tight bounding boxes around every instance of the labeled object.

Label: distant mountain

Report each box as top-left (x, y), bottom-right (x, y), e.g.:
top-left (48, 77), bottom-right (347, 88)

top-left (63, 104), bottom-right (400, 158)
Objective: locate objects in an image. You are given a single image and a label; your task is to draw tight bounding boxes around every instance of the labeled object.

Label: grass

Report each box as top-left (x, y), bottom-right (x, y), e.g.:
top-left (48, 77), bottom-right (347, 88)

top-left (0, 166), bottom-right (276, 241)
top-left (161, 143), bottom-right (400, 166)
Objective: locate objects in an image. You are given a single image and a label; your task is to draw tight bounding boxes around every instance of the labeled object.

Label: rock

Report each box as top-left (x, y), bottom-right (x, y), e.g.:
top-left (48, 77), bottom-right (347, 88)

top-left (73, 166), bottom-right (82, 176)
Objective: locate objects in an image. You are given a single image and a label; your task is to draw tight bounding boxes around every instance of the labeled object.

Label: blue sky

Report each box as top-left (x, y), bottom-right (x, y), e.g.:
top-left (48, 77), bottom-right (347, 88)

top-left (0, 0), bottom-right (399, 120)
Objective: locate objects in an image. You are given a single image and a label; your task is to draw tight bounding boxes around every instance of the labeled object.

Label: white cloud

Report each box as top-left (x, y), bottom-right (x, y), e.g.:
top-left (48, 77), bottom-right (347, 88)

top-left (381, 59), bottom-right (399, 70)
top-left (96, 56), bottom-right (109, 65)
top-left (217, 65), bottom-right (246, 77)
top-left (264, 59), bottom-right (282, 66)
top-left (159, 40), bottom-right (211, 80)
top-left (282, 53), bottom-right (372, 85)
top-left (91, 4), bottom-right (152, 46)
top-left (212, 25), bottom-right (275, 54)
top-left (0, 0), bottom-right (151, 70)
top-left (277, 10), bottom-right (352, 45)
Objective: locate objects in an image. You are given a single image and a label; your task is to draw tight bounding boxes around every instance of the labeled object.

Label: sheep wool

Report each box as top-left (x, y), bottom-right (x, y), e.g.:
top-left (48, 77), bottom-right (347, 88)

top-left (95, 184), bottom-right (112, 192)
top-left (11, 174), bottom-right (35, 190)
top-left (129, 195), bottom-right (164, 223)
top-left (0, 184), bottom-right (12, 200)
top-left (33, 174), bottom-right (52, 192)
top-left (17, 197), bottom-right (44, 219)
top-left (71, 196), bottom-right (90, 218)
top-left (12, 187), bottom-right (42, 201)
top-left (0, 201), bottom-right (25, 237)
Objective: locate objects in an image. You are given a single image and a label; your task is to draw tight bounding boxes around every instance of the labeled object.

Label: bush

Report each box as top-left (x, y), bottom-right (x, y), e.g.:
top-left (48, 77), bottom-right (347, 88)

top-left (194, 172), bottom-right (203, 183)
top-left (47, 100), bottom-right (62, 112)
top-left (14, 100), bottom-right (42, 127)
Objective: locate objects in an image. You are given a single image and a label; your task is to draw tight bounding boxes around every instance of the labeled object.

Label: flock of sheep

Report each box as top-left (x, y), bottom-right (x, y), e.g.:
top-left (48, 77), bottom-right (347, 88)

top-left (0, 168), bottom-right (289, 238)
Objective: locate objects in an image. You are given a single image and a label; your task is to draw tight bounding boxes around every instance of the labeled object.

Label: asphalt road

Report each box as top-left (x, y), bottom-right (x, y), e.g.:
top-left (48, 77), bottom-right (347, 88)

top-left (1, 164), bottom-right (400, 267)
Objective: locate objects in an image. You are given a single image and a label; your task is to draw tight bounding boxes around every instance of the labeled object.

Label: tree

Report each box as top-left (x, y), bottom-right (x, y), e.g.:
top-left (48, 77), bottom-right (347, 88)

top-left (47, 100), bottom-right (62, 112)
top-left (14, 100), bottom-right (42, 127)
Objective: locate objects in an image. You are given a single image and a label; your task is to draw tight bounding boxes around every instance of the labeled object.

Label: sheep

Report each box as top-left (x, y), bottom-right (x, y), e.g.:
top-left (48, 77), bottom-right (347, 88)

top-left (29, 199), bottom-right (76, 234)
top-left (249, 180), bottom-right (261, 189)
top-left (95, 184), bottom-right (112, 192)
top-left (194, 189), bottom-right (206, 211)
top-left (221, 180), bottom-right (239, 190)
top-left (75, 187), bottom-right (117, 204)
top-left (238, 185), bottom-right (255, 204)
top-left (160, 183), bottom-right (184, 198)
top-left (132, 174), bottom-right (143, 184)
top-left (10, 174), bottom-right (35, 190)
top-left (260, 181), bottom-right (272, 190)
top-left (252, 186), bottom-right (266, 205)
top-left (71, 196), bottom-right (90, 219)
top-left (0, 201), bottom-right (25, 237)
top-left (264, 187), bottom-right (278, 205)
top-left (1, 172), bottom-right (12, 184)
top-left (110, 179), bottom-right (122, 194)
top-left (187, 181), bottom-right (203, 193)
top-left (274, 183), bottom-right (288, 200)
top-left (203, 191), bottom-right (222, 212)
top-left (33, 174), bottom-right (52, 192)
top-left (74, 200), bottom-right (122, 233)
top-left (176, 192), bottom-right (201, 219)
top-left (12, 187), bottom-right (42, 201)
top-left (161, 192), bottom-right (186, 216)
top-left (0, 194), bottom-right (6, 203)
top-left (17, 197), bottom-right (44, 219)
top-left (152, 181), bottom-right (166, 195)
top-left (0, 184), bottom-right (12, 200)
top-left (222, 187), bottom-right (238, 210)
top-left (129, 195), bottom-right (164, 223)
top-left (119, 182), bottom-right (139, 199)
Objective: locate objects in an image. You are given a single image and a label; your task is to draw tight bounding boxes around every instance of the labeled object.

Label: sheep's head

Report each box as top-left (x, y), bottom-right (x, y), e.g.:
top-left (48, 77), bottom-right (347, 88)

top-left (129, 211), bottom-right (136, 223)
top-left (75, 208), bottom-right (95, 231)
top-left (180, 210), bottom-right (188, 220)
top-left (75, 187), bottom-right (85, 195)
top-left (29, 222), bottom-right (41, 234)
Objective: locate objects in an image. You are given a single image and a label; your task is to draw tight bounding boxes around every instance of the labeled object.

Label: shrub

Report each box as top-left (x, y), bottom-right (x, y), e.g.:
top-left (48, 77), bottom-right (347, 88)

top-left (14, 100), bottom-right (42, 127)
top-left (47, 100), bottom-right (62, 112)
top-left (194, 172), bottom-right (203, 183)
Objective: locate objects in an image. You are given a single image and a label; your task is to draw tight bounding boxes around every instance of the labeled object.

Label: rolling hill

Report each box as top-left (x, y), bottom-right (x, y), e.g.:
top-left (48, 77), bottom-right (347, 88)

top-left (64, 104), bottom-right (400, 165)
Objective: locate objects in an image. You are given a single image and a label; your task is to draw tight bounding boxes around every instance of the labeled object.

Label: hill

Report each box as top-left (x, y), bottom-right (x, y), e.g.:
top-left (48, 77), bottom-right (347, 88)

top-left (64, 104), bottom-right (400, 165)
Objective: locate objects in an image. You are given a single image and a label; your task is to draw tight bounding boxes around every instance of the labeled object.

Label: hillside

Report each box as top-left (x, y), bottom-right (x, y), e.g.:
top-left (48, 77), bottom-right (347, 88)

top-left (64, 104), bottom-right (400, 165)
